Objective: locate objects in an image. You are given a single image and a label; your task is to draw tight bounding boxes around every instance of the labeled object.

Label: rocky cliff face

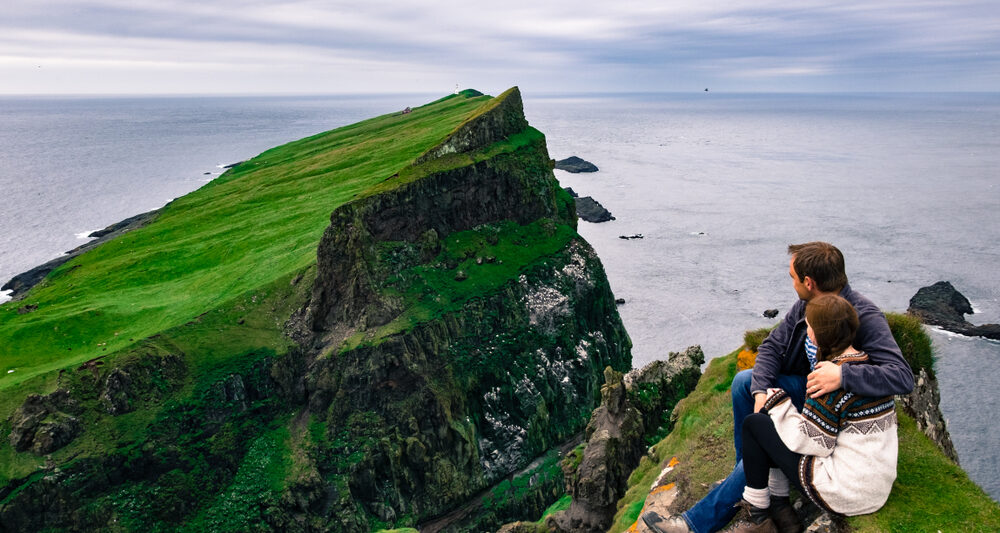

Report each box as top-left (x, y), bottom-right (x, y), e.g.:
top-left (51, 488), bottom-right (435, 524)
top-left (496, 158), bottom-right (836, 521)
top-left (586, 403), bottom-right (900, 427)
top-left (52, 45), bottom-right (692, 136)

top-left (0, 88), bottom-right (631, 532)
top-left (288, 88), bottom-right (630, 529)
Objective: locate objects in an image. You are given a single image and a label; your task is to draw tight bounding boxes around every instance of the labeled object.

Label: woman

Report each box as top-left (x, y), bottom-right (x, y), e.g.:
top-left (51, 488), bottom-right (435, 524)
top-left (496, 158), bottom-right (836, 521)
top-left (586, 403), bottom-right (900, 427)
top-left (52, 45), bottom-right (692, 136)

top-left (736, 294), bottom-right (898, 533)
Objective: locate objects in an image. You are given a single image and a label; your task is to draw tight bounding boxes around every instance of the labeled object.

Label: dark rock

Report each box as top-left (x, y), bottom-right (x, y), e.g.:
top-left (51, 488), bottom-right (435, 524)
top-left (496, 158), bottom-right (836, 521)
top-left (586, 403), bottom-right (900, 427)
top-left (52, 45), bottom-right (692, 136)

top-left (87, 209), bottom-right (161, 239)
top-left (9, 390), bottom-right (83, 454)
top-left (222, 161), bottom-right (244, 169)
top-left (963, 323), bottom-right (1000, 339)
top-left (16, 304), bottom-right (37, 315)
top-left (100, 368), bottom-right (134, 415)
top-left (548, 367), bottom-right (644, 533)
top-left (763, 309), bottom-right (780, 319)
top-left (554, 156), bottom-right (599, 173)
top-left (615, 298), bottom-right (626, 305)
top-left (897, 367), bottom-right (959, 463)
top-left (618, 234), bottom-right (643, 240)
top-left (908, 281), bottom-right (1000, 340)
top-left (564, 187), bottom-right (579, 198)
top-left (908, 281), bottom-right (972, 327)
top-left (576, 197), bottom-right (614, 223)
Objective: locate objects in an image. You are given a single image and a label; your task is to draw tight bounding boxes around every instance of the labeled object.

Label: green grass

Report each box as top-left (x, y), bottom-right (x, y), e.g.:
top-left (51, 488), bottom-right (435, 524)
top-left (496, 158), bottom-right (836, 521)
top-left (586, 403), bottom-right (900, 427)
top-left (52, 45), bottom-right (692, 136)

top-left (608, 321), bottom-right (1000, 533)
top-left (181, 425), bottom-right (292, 532)
top-left (743, 326), bottom-right (772, 352)
top-left (885, 312), bottom-right (935, 376)
top-left (0, 91), bottom-right (494, 393)
top-left (339, 218), bottom-right (576, 352)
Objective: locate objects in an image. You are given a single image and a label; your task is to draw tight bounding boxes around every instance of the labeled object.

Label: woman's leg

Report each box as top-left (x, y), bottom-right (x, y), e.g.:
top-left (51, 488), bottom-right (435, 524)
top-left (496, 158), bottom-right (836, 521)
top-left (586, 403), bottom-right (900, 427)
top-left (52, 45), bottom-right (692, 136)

top-left (742, 413), bottom-right (803, 491)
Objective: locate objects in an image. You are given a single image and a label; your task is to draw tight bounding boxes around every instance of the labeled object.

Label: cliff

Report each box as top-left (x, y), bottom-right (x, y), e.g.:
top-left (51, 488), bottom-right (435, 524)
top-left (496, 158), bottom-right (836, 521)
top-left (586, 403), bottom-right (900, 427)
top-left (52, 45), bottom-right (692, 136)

top-left (0, 88), bottom-right (631, 531)
top-left (606, 313), bottom-right (999, 533)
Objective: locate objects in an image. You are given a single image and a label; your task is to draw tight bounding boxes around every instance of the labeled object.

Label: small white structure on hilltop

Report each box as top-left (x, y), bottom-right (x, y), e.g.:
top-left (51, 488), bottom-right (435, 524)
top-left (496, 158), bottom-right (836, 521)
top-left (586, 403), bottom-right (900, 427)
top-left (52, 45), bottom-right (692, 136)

top-left (454, 84), bottom-right (460, 94)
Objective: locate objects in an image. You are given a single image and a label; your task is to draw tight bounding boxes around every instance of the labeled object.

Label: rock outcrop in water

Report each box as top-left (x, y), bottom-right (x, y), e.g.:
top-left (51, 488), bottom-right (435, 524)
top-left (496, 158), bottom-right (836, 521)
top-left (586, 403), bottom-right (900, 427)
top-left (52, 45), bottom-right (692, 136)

top-left (908, 281), bottom-right (1000, 340)
top-left (554, 156), bottom-right (599, 173)
top-left (576, 196), bottom-right (615, 223)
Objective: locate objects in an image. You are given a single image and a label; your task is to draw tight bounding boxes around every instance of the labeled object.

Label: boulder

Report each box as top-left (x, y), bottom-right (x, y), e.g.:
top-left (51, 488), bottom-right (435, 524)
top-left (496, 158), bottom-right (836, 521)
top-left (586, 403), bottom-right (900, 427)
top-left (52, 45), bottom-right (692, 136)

top-left (554, 156), bottom-right (599, 173)
top-left (576, 197), bottom-right (614, 223)
top-left (9, 390), bottom-right (83, 455)
top-left (763, 309), bottom-right (779, 319)
top-left (908, 281), bottom-right (1000, 340)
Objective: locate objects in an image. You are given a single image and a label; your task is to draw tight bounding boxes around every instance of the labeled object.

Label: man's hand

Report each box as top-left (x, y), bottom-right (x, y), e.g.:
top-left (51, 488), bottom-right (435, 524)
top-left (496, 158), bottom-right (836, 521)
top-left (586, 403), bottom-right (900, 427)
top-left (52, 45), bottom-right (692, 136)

top-left (807, 361), bottom-right (842, 398)
top-left (753, 392), bottom-right (766, 413)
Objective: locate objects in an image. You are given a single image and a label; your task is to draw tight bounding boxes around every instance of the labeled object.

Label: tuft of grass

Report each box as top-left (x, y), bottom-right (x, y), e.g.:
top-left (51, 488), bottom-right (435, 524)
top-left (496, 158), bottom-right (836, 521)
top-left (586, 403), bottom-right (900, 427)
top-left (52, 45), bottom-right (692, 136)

top-left (885, 311), bottom-right (935, 376)
top-left (743, 327), bottom-right (772, 352)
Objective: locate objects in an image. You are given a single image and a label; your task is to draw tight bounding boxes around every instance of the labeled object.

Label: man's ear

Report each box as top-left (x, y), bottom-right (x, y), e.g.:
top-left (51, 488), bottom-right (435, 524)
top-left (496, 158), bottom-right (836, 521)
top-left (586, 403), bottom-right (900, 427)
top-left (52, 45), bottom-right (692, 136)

top-left (803, 276), bottom-right (816, 292)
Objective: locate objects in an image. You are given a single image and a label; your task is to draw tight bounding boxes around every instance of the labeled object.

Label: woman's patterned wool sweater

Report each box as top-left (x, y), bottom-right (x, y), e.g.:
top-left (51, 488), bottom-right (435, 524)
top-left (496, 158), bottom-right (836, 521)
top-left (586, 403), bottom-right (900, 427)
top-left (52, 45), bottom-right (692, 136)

top-left (763, 352), bottom-right (898, 515)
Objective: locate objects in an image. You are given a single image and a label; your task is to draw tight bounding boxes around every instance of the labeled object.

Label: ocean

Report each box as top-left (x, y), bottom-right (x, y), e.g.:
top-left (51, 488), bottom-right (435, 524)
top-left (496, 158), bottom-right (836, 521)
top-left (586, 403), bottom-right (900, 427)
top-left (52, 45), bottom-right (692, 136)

top-left (1, 92), bottom-right (998, 501)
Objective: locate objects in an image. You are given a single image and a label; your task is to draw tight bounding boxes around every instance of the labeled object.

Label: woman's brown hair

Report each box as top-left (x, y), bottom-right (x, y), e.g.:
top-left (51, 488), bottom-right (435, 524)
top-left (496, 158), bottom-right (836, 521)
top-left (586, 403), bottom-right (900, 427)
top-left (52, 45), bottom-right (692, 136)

top-left (805, 294), bottom-right (859, 361)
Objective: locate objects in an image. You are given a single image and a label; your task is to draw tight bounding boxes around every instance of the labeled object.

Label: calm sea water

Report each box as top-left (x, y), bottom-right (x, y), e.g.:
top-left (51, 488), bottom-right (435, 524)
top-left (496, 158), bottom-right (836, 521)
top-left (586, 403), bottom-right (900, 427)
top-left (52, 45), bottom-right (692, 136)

top-left (1, 92), bottom-right (997, 501)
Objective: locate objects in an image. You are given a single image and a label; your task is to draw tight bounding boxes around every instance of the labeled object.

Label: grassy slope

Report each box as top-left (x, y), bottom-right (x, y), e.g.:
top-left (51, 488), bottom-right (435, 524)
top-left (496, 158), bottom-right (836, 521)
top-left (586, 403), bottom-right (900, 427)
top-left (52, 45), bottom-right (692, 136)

top-left (0, 92), bottom-right (503, 487)
top-left (0, 93), bottom-right (493, 392)
top-left (609, 314), bottom-right (1000, 533)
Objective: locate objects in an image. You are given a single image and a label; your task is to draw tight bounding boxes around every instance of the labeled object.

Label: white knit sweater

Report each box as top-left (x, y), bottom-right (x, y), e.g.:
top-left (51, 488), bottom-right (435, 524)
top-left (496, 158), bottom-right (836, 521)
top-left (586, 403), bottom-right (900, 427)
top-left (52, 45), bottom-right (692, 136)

top-left (763, 352), bottom-right (898, 515)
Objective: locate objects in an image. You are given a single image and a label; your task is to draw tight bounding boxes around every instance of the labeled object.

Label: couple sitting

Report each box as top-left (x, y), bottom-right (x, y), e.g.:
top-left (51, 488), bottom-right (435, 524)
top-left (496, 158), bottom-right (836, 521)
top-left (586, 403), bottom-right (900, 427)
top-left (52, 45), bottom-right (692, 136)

top-left (643, 242), bottom-right (913, 533)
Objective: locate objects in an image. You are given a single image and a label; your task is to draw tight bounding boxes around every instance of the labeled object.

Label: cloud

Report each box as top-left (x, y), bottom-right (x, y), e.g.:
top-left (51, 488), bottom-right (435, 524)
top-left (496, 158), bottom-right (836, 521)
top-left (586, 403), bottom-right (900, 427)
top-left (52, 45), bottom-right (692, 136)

top-left (2, 0), bottom-right (998, 93)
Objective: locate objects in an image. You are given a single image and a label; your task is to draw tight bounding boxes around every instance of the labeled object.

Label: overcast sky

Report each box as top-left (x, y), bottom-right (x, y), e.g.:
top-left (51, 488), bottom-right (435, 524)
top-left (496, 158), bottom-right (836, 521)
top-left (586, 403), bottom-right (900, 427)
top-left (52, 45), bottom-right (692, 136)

top-left (3, 0), bottom-right (999, 95)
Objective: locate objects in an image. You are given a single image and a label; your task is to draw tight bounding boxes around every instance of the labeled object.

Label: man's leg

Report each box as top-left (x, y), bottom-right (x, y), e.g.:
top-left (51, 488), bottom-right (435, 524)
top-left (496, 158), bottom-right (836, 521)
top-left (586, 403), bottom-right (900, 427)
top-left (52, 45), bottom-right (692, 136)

top-left (679, 461), bottom-right (746, 533)
top-left (731, 370), bottom-right (807, 464)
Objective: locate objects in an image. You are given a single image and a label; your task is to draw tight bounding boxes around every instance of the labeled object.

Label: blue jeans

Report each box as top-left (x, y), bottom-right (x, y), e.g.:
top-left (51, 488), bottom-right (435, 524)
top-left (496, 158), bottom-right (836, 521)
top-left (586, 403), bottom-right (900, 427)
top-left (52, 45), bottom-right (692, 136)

top-left (681, 370), bottom-right (806, 533)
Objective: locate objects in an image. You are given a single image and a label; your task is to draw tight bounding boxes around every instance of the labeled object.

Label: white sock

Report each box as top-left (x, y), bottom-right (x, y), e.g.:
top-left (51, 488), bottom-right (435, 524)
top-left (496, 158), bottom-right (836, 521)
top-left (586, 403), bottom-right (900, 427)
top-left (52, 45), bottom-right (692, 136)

top-left (768, 468), bottom-right (790, 498)
top-left (742, 486), bottom-right (770, 509)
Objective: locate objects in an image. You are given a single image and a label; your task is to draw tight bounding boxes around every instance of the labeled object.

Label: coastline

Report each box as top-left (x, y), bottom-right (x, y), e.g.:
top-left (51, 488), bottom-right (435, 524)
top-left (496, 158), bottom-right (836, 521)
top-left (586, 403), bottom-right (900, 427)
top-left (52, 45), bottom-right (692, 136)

top-left (1, 207), bottom-right (162, 301)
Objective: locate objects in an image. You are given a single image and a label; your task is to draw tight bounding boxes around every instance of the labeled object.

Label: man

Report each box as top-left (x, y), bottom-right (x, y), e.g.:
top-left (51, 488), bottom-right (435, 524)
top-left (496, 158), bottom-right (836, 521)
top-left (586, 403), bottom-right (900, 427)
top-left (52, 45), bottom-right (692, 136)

top-left (642, 242), bottom-right (913, 533)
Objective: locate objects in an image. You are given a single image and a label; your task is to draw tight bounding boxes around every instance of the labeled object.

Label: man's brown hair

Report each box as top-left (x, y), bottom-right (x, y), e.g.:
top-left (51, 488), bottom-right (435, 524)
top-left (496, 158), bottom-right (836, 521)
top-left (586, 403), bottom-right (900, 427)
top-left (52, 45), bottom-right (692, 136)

top-left (805, 294), bottom-right (859, 361)
top-left (788, 241), bottom-right (847, 293)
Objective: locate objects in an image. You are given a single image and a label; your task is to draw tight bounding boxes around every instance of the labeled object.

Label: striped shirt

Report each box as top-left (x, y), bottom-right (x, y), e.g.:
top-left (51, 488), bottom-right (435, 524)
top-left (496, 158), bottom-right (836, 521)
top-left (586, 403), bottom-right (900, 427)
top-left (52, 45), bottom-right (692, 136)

top-left (805, 336), bottom-right (818, 370)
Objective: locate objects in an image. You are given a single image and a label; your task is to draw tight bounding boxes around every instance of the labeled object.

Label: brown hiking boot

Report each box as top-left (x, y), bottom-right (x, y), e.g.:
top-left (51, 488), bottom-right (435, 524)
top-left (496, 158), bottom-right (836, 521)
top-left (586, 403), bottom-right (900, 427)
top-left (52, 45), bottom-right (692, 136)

top-left (769, 498), bottom-right (803, 533)
top-left (731, 500), bottom-right (779, 533)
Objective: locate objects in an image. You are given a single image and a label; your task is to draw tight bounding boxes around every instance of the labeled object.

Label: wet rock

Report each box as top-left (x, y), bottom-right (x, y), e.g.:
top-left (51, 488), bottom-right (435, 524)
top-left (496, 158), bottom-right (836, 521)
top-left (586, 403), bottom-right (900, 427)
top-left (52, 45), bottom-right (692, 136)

top-left (564, 187), bottom-right (579, 198)
top-left (576, 197), bottom-right (614, 223)
top-left (908, 281), bottom-right (972, 327)
top-left (763, 309), bottom-right (780, 318)
top-left (554, 156), bottom-right (599, 173)
top-left (908, 281), bottom-right (1000, 340)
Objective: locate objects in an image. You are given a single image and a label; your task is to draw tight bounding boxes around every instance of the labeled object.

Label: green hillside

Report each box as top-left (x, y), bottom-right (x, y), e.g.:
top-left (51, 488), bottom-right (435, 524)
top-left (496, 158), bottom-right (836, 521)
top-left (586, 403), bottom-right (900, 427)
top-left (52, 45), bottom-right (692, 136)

top-left (0, 93), bottom-right (498, 391)
top-left (0, 88), bottom-right (633, 532)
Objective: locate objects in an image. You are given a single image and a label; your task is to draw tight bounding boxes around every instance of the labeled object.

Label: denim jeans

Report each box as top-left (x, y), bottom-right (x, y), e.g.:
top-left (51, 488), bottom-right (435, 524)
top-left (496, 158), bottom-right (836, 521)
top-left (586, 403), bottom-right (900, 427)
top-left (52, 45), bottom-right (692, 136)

top-left (680, 369), bottom-right (806, 533)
